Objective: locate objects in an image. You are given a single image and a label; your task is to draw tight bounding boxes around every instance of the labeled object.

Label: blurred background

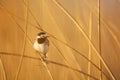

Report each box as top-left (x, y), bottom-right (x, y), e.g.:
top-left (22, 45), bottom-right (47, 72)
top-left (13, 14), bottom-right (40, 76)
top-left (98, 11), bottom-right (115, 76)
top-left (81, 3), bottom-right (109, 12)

top-left (0, 0), bottom-right (120, 80)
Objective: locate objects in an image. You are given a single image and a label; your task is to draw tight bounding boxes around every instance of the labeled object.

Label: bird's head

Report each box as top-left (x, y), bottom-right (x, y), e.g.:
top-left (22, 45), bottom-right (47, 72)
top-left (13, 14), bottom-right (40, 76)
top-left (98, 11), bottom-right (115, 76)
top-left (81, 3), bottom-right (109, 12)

top-left (36, 32), bottom-right (49, 43)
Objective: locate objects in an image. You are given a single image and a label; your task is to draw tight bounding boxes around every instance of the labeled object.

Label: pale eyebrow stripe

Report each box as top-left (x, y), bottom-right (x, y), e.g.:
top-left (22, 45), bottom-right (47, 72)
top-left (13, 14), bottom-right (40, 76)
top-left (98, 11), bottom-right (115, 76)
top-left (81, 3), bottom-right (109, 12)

top-left (37, 36), bottom-right (41, 38)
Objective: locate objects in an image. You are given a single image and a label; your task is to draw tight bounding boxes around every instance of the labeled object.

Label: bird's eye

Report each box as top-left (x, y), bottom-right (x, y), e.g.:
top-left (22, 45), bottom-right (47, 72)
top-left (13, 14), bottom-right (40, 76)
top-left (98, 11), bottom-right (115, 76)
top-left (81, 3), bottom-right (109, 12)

top-left (41, 35), bottom-right (44, 38)
top-left (44, 34), bottom-right (47, 37)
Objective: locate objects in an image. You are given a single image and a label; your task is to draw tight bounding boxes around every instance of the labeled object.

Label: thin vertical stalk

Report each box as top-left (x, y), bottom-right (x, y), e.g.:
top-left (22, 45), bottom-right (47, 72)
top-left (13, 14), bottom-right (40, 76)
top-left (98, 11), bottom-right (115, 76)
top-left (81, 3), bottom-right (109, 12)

top-left (88, 13), bottom-right (92, 80)
top-left (15, 0), bottom-right (28, 79)
top-left (98, 0), bottom-right (102, 79)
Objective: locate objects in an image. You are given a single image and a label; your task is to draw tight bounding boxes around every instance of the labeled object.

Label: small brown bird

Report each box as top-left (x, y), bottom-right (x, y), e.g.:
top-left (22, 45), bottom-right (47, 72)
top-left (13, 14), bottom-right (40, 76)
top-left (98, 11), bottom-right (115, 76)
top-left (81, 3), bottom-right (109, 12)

top-left (33, 32), bottom-right (49, 60)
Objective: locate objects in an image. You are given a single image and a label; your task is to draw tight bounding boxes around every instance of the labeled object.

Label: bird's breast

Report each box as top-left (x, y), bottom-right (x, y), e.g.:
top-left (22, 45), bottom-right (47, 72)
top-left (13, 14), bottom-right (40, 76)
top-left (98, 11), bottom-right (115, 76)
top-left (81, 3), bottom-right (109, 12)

top-left (34, 41), bottom-right (49, 54)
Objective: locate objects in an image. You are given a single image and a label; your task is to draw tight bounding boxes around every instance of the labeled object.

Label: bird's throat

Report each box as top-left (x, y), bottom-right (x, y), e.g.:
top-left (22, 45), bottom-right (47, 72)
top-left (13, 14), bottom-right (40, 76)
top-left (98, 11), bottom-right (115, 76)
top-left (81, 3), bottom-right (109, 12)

top-left (37, 38), bottom-right (46, 44)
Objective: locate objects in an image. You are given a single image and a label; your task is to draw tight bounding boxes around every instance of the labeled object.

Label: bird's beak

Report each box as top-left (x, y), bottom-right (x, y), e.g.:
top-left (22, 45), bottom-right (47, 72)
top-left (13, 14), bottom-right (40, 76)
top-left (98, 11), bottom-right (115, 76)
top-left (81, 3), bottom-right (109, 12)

top-left (47, 35), bottom-right (49, 37)
top-left (46, 34), bottom-right (49, 37)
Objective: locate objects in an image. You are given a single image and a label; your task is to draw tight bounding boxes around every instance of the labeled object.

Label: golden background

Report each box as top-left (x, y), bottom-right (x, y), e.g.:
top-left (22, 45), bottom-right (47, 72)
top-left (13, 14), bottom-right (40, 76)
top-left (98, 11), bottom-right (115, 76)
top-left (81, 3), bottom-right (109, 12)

top-left (0, 0), bottom-right (120, 80)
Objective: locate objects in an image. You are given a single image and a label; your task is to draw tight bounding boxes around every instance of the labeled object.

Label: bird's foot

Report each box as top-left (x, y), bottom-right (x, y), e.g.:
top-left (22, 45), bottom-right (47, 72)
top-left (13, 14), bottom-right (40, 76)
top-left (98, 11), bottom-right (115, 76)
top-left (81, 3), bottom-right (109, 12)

top-left (41, 55), bottom-right (49, 64)
top-left (41, 54), bottom-right (46, 60)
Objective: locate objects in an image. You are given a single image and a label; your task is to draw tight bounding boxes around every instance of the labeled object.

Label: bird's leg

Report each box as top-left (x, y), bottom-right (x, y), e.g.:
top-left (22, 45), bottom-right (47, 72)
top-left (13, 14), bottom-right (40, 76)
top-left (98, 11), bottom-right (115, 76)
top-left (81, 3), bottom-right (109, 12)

top-left (44, 54), bottom-right (47, 58)
top-left (36, 51), bottom-right (44, 61)
top-left (38, 53), bottom-right (48, 64)
top-left (40, 54), bottom-right (46, 61)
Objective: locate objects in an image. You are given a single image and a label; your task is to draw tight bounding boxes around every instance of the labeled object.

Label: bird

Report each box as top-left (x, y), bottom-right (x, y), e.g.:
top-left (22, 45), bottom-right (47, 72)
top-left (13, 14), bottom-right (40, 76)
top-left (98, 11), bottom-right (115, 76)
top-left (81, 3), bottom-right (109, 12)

top-left (33, 32), bottom-right (49, 61)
